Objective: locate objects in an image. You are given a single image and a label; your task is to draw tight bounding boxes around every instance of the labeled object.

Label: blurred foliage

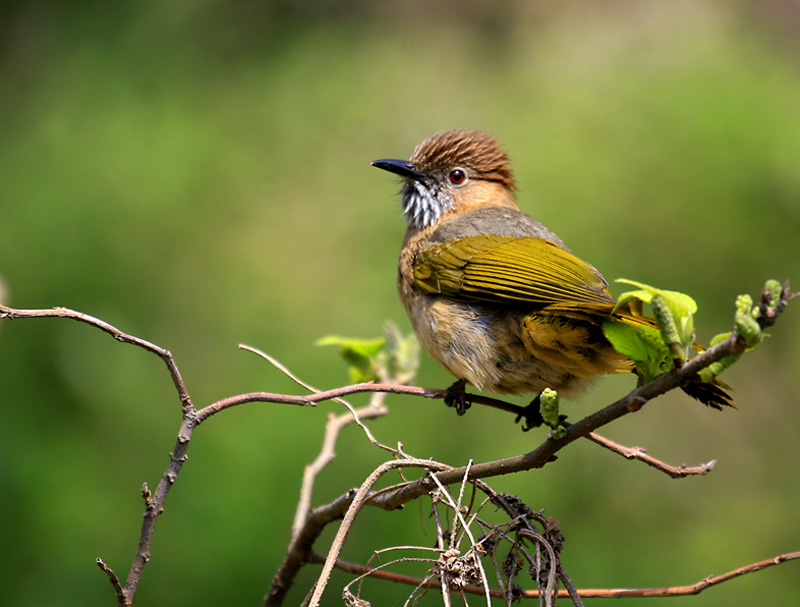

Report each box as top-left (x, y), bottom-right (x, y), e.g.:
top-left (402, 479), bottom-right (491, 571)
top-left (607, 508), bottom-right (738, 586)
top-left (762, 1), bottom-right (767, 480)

top-left (317, 320), bottom-right (419, 384)
top-left (1, 1), bottom-right (799, 606)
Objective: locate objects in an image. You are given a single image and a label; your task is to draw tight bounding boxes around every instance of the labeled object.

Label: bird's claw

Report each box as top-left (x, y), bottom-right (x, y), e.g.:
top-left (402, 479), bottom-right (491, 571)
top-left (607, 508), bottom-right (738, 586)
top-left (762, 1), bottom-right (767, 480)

top-left (515, 395), bottom-right (544, 431)
top-left (444, 379), bottom-right (472, 415)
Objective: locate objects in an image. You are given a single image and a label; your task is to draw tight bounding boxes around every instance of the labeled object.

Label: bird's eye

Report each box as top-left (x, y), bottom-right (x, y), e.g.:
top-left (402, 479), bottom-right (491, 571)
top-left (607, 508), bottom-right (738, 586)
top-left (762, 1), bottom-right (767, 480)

top-left (449, 169), bottom-right (467, 185)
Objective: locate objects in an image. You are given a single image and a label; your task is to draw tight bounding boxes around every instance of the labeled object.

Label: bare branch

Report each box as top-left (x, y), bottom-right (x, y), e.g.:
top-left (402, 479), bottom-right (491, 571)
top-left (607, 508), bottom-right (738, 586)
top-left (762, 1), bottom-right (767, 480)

top-left (194, 382), bottom-right (438, 421)
top-left (238, 344), bottom-right (398, 536)
top-left (426, 462), bottom-right (493, 604)
top-left (360, 331), bottom-right (756, 513)
top-left (96, 558), bottom-right (125, 606)
top-left (0, 305), bottom-right (309, 606)
top-left (0, 304), bottom-right (200, 604)
top-left (0, 304), bottom-right (193, 413)
top-left (292, 398), bottom-right (389, 538)
top-left (240, 343), bottom-right (394, 453)
top-left (316, 551), bottom-right (800, 599)
top-left (306, 457), bottom-right (454, 607)
top-left (584, 432), bottom-right (716, 478)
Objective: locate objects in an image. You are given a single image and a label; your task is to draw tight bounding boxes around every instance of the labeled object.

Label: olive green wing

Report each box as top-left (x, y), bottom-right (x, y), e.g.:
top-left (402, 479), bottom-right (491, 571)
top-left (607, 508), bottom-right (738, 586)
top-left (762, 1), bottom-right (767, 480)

top-left (413, 234), bottom-right (616, 311)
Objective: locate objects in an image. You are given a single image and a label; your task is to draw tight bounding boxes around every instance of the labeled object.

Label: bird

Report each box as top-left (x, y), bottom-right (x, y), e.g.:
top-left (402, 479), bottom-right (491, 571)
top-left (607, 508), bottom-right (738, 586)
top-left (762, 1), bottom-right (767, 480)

top-left (371, 129), bottom-right (731, 426)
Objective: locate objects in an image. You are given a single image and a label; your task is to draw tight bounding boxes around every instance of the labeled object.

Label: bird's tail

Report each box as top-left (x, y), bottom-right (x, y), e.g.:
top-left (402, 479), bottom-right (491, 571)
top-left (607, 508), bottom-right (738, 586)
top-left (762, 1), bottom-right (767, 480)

top-left (612, 302), bottom-right (735, 410)
top-left (544, 300), bottom-right (734, 409)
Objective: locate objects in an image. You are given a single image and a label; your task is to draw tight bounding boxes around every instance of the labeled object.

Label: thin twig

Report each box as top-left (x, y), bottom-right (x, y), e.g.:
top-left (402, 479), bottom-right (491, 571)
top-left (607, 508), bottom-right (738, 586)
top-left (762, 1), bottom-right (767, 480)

top-left (305, 457), bottom-right (455, 607)
top-left (0, 305), bottom-right (192, 412)
top-left (557, 564), bottom-right (583, 606)
top-left (0, 305), bottom-right (198, 606)
top-left (293, 398), bottom-right (390, 537)
top-left (584, 432), bottom-right (716, 478)
top-left (339, 554), bottom-right (442, 604)
top-left (427, 462), bottom-right (493, 605)
top-left (240, 343), bottom-right (395, 453)
top-left (432, 509), bottom-right (452, 607)
top-left (518, 528), bottom-right (559, 607)
top-left (0, 305), bottom-right (306, 607)
top-left (239, 344), bottom-right (395, 536)
top-left (96, 558), bottom-right (125, 605)
top-left (194, 382), bottom-right (440, 421)
top-left (315, 551), bottom-right (800, 599)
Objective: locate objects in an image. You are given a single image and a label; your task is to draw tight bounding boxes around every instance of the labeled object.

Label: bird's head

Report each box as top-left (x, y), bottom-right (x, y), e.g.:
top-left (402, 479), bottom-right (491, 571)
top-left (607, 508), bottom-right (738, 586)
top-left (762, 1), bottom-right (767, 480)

top-left (372, 129), bottom-right (518, 230)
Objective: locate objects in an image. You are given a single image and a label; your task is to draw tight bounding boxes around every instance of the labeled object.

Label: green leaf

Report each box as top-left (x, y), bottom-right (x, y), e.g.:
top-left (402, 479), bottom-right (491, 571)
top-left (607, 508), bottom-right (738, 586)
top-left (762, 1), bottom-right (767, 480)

top-left (614, 278), bottom-right (697, 357)
top-left (316, 335), bottom-right (387, 383)
top-left (615, 289), bottom-right (654, 310)
top-left (315, 335), bottom-right (386, 358)
top-left (603, 320), bottom-right (671, 383)
top-left (317, 323), bottom-right (421, 385)
top-left (615, 279), bottom-right (697, 314)
top-left (603, 321), bottom-right (650, 362)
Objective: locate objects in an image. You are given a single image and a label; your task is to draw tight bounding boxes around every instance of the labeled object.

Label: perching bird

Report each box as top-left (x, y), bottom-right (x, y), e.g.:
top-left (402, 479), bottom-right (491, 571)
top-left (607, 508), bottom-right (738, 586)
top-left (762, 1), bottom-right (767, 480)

top-left (371, 129), bottom-right (731, 423)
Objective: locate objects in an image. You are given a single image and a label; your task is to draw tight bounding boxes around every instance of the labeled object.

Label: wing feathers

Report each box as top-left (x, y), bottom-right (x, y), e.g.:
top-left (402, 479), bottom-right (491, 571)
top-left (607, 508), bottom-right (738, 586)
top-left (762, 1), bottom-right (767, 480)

top-left (414, 235), bottom-right (614, 310)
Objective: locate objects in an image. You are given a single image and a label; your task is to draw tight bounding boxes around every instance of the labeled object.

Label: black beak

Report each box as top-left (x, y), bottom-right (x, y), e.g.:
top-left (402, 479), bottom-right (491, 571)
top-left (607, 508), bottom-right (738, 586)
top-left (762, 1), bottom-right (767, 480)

top-left (370, 158), bottom-right (427, 182)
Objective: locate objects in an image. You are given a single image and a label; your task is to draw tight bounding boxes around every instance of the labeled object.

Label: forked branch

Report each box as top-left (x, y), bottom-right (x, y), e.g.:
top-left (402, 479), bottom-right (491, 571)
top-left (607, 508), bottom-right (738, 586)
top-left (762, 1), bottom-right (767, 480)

top-left (0, 280), bottom-right (794, 606)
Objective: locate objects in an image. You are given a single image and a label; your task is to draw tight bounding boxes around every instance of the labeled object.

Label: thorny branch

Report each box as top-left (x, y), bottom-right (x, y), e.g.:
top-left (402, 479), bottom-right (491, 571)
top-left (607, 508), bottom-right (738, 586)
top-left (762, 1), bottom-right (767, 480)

top-left (0, 281), bottom-right (795, 606)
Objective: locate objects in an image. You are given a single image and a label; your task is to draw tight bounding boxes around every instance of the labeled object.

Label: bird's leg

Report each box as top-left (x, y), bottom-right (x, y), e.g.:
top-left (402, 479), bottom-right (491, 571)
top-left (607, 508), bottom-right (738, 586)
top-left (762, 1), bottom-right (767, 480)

top-left (515, 394), bottom-right (545, 431)
top-left (443, 379), bottom-right (472, 415)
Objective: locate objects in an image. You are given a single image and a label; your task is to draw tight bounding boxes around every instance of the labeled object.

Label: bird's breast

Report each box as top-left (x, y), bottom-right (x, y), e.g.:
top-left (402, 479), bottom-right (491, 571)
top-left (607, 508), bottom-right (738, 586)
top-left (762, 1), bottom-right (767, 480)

top-left (400, 286), bottom-right (587, 396)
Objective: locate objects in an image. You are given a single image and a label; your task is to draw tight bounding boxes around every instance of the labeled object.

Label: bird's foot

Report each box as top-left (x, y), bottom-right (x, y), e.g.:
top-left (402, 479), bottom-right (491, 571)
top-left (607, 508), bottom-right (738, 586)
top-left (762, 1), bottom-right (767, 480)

top-left (443, 379), bottom-right (472, 416)
top-left (515, 395), bottom-right (544, 432)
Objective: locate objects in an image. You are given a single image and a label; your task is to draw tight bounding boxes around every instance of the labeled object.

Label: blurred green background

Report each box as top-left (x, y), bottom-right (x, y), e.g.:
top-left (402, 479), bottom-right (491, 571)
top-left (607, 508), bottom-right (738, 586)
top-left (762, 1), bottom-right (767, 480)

top-left (1, 1), bottom-right (799, 605)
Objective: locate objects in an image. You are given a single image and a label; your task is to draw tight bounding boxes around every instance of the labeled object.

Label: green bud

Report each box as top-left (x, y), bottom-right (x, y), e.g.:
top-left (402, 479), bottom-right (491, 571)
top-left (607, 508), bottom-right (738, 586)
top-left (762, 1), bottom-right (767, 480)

top-left (734, 294), bottom-right (762, 348)
top-left (539, 388), bottom-right (560, 428)
top-left (651, 294), bottom-right (684, 363)
top-left (764, 279), bottom-right (783, 309)
top-left (735, 315), bottom-right (762, 347)
top-left (734, 294), bottom-right (753, 317)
